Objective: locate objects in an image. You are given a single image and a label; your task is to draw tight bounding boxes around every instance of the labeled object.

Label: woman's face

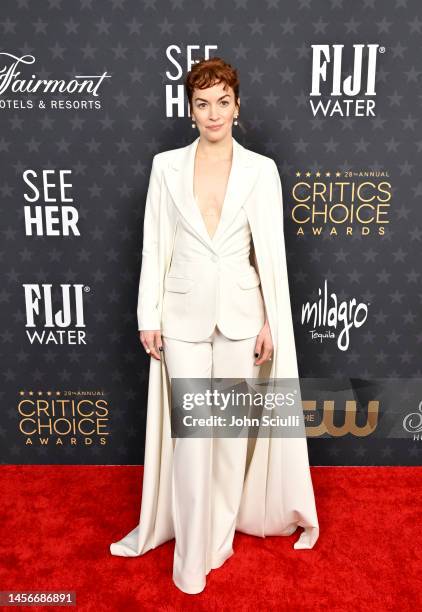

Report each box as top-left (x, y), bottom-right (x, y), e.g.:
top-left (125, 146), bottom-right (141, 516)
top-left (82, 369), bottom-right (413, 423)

top-left (190, 81), bottom-right (239, 142)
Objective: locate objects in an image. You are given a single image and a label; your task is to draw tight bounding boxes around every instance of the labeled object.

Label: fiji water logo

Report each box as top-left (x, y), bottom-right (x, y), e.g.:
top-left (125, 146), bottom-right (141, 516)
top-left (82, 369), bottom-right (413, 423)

top-left (310, 43), bottom-right (384, 117)
top-left (301, 279), bottom-right (369, 351)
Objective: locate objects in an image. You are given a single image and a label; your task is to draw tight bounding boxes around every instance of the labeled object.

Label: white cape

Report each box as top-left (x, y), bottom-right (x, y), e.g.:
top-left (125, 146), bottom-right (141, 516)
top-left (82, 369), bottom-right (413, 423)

top-left (110, 137), bottom-right (319, 558)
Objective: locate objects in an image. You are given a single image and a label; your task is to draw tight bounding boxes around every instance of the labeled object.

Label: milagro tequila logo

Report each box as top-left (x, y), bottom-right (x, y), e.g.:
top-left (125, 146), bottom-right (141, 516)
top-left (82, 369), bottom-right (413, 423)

top-left (310, 44), bottom-right (384, 117)
top-left (0, 52), bottom-right (111, 109)
top-left (301, 279), bottom-right (369, 351)
top-left (24, 283), bottom-right (89, 345)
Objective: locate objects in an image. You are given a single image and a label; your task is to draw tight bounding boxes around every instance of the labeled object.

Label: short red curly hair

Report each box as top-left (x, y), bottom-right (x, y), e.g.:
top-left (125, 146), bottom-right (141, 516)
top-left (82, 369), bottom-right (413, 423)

top-left (185, 56), bottom-right (240, 111)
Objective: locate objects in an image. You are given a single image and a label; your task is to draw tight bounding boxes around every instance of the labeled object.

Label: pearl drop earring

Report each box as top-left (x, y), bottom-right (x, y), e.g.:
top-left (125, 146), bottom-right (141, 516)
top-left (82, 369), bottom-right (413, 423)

top-left (234, 115), bottom-right (238, 126)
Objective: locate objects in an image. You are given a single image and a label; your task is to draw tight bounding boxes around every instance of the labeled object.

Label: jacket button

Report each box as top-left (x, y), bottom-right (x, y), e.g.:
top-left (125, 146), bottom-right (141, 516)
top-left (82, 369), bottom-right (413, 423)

top-left (211, 254), bottom-right (219, 262)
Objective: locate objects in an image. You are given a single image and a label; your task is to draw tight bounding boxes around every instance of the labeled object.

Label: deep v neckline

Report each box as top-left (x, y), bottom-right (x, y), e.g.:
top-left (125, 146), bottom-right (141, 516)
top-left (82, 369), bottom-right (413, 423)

top-left (192, 148), bottom-right (233, 242)
top-left (194, 195), bottom-right (224, 242)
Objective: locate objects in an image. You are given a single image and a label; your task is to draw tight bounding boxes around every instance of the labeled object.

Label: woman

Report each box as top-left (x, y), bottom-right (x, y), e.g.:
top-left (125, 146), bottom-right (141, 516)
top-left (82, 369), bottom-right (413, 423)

top-left (110, 57), bottom-right (319, 595)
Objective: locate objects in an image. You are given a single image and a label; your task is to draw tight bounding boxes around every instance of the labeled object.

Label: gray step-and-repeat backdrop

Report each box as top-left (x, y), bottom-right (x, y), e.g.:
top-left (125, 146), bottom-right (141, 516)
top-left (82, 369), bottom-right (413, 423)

top-left (1, 0), bottom-right (421, 466)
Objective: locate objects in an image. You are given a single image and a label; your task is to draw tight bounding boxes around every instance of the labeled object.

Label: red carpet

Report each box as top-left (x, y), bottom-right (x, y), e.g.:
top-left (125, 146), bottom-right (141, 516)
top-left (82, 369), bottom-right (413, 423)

top-left (0, 466), bottom-right (420, 611)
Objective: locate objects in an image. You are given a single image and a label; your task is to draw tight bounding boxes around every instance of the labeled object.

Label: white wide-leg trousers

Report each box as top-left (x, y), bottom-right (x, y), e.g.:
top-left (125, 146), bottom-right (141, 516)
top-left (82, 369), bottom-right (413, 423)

top-left (162, 325), bottom-right (260, 595)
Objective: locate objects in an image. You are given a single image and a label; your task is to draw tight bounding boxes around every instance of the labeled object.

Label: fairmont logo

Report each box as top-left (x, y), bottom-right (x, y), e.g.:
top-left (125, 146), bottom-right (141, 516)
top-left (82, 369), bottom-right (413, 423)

top-left (301, 279), bottom-right (369, 351)
top-left (0, 52), bottom-right (110, 98)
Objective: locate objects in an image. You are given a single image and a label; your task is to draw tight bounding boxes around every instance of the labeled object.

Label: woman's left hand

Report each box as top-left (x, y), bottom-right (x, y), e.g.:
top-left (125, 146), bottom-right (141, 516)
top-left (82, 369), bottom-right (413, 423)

top-left (254, 320), bottom-right (273, 366)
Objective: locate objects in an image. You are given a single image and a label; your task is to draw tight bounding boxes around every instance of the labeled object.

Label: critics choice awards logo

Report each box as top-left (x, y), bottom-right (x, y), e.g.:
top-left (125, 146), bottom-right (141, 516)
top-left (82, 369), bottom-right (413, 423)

top-left (289, 168), bottom-right (391, 237)
top-left (17, 390), bottom-right (110, 447)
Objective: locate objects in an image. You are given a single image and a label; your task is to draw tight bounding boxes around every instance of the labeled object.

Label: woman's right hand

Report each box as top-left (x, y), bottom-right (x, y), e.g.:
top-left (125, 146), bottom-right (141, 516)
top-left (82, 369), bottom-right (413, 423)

top-left (140, 330), bottom-right (163, 361)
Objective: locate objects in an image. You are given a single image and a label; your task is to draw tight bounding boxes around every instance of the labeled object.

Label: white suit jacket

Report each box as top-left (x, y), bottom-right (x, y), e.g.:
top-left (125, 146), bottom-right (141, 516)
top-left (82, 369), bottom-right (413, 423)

top-left (137, 136), bottom-right (268, 339)
top-left (110, 136), bottom-right (320, 558)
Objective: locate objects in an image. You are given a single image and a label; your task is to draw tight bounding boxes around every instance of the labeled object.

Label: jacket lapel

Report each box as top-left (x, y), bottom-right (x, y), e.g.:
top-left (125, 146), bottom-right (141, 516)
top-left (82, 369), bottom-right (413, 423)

top-left (163, 135), bottom-right (258, 251)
